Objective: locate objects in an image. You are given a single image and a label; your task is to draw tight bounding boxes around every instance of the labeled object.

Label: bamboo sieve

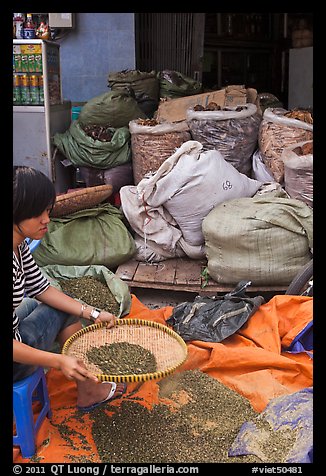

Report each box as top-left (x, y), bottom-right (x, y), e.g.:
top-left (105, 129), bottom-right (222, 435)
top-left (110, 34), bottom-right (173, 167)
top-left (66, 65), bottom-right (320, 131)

top-left (51, 184), bottom-right (113, 218)
top-left (62, 318), bottom-right (188, 382)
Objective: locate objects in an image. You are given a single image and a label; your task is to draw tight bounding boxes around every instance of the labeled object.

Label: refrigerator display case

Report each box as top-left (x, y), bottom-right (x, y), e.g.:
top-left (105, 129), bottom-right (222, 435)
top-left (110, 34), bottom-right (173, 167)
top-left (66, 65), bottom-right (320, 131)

top-left (13, 39), bottom-right (72, 192)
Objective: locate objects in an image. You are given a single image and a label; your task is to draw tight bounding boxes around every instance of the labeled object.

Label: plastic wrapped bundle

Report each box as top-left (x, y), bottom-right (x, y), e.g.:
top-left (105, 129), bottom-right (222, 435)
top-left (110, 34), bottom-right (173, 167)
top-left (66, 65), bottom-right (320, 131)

top-left (281, 140), bottom-right (313, 208)
top-left (129, 119), bottom-right (191, 184)
top-left (258, 108), bottom-right (313, 183)
top-left (187, 103), bottom-right (261, 177)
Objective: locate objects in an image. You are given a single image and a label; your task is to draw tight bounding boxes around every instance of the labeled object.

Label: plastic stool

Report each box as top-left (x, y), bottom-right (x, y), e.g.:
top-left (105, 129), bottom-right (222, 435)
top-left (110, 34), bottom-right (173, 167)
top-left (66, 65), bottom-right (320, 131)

top-left (13, 367), bottom-right (52, 458)
top-left (25, 238), bottom-right (41, 253)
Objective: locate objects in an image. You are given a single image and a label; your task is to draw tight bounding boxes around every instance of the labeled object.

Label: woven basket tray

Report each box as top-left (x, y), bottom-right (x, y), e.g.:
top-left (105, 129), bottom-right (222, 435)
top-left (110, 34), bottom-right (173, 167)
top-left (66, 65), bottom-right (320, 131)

top-left (62, 318), bottom-right (188, 382)
top-left (51, 184), bottom-right (113, 218)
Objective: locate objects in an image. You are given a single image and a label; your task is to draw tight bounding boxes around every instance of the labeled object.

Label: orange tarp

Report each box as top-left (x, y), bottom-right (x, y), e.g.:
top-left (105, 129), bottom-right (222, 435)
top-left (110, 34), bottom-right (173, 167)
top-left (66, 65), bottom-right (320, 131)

top-left (13, 293), bottom-right (313, 463)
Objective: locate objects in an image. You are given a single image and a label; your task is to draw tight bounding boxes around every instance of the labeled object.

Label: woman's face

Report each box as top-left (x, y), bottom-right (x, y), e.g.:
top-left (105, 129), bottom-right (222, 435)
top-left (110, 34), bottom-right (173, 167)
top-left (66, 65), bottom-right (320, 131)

top-left (14, 207), bottom-right (51, 240)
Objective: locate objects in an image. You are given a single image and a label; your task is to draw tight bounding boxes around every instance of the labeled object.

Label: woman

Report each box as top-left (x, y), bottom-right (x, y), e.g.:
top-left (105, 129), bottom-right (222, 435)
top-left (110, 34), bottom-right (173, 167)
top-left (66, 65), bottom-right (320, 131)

top-left (13, 166), bottom-right (126, 412)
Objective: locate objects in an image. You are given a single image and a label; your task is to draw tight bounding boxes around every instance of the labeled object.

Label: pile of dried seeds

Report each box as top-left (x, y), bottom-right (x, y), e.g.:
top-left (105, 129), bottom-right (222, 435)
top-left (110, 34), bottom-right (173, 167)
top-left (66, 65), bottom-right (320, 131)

top-left (86, 342), bottom-right (157, 375)
top-left (59, 275), bottom-right (120, 315)
top-left (90, 370), bottom-right (264, 463)
top-left (51, 369), bottom-right (298, 463)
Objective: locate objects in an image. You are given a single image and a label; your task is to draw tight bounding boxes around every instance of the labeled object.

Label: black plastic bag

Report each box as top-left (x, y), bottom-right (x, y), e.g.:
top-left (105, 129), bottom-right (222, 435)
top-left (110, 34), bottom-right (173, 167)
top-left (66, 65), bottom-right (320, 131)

top-left (166, 281), bottom-right (265, 342)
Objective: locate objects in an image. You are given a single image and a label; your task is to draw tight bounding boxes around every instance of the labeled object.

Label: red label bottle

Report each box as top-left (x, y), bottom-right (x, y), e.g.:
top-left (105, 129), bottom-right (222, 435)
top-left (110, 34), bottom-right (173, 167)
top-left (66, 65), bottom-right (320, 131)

top-left (23, 13), bottom-right (36, 40)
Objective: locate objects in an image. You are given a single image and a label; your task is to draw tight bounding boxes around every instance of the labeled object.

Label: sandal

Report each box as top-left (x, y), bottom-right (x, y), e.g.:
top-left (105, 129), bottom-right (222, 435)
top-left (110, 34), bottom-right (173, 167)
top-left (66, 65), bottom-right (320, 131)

top-left (77, 382), bottom-right (127, 413)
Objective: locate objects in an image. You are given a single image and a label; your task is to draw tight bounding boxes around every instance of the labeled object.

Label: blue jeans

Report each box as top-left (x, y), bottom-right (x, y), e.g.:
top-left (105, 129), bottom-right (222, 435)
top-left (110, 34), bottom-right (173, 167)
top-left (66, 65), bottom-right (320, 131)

top-left (13, 298), bottom-right (79, 382)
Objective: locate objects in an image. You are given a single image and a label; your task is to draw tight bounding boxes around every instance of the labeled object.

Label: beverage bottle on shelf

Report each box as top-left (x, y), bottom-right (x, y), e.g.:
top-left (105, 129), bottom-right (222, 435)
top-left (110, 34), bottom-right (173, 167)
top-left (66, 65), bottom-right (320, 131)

top-left (23, 13), bottom-right (36, 40)
top-left (13, 74), bottom-right (21, 104)
top-left (13, 13), bottom-right (24, 39)
top-left (38, 75), bottom-right (44, 104)
top-left (20, 74), bottom-right (31, 105)
top-left (29, 75), bottom-right (40, 104)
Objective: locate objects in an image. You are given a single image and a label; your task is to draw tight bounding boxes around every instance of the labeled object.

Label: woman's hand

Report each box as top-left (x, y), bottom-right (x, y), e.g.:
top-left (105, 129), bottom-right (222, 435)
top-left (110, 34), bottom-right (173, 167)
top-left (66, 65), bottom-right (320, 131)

top-left (58, 354), bottom-right (99, 383)
top-left (13, 340), bottom-right (98, 383)
top-left (95, 310), bottom-right (116, 328)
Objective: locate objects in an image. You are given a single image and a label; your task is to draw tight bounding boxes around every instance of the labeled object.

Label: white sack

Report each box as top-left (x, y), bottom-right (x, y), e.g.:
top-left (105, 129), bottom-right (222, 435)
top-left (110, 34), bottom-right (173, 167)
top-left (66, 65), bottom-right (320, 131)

top-left (120, 184), bottom-right (205, 260)
top-left (120, 185), bottom-right (182, 255)
top-left (252, 149), bottom-right (276, 182)
top-left (133, 233), bottom-right (186, 263)
top-left (137, 140), bottom-right (263, 246)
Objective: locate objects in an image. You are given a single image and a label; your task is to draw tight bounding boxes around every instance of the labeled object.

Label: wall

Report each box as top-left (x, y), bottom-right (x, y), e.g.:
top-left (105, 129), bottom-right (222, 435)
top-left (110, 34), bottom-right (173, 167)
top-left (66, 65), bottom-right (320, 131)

top-left (58, 13), bottom-right (136, 103)
top-left (288, 47), bottom-right (313, 109)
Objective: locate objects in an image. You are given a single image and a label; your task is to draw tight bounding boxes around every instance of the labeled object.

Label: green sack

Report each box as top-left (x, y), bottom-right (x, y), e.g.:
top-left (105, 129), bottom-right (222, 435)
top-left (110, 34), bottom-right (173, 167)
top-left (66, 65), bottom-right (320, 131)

top-left (41, 264), bottom-right (131, 317)
top-left (53, 121), bottom-right (131, 169)
top-left (78, 90), bottom-right (146, 128)
top-left (158, 70), bottom-right (202, 98)
top-left (33, 204), bottom-right (136, 269)
top-left (108, 69), bottom-right (159, 101)
top-left (203, 196), bottom-right (313, 286)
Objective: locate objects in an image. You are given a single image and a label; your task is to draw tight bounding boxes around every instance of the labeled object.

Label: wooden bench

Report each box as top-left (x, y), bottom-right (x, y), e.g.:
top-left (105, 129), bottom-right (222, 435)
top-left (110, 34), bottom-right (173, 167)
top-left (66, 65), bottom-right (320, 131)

top-left (115, 258), bottom-right (287, 296)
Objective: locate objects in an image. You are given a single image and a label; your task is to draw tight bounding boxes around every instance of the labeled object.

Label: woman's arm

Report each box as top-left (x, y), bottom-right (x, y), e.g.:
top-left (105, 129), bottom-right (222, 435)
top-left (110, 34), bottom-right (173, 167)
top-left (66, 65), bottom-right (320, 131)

top-left (13, 339), bottom-right (98, 382)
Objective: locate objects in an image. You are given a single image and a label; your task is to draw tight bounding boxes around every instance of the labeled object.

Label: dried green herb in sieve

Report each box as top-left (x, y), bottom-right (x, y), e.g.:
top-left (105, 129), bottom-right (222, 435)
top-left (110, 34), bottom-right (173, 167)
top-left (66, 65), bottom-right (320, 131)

top-left (86, 341), bottom-right (157, 375)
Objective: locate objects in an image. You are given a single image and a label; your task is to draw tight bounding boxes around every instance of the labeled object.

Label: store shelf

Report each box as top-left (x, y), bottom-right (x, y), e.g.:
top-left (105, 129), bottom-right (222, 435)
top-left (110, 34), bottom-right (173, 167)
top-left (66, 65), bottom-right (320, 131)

top-left (203, 13), bottom-right (284, 95)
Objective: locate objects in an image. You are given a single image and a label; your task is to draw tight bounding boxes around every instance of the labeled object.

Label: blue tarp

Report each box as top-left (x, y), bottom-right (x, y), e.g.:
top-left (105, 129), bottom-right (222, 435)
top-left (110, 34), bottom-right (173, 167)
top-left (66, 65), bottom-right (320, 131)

top-left (229, 387), bottom-right (313, 463)
top-left (283, 321), bottom-right (313, 359)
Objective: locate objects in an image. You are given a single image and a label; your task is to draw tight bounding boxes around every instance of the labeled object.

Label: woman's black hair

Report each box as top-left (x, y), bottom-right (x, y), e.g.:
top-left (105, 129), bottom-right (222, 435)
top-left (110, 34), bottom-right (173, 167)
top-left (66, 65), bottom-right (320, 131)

top-left (13, 166), bottom-right (56, 225)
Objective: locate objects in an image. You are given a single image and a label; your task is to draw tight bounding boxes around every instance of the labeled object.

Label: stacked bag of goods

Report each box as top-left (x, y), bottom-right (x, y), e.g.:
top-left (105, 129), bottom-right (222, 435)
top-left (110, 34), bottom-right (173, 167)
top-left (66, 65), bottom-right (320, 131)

top-left (281, 140), bottom-right (313, 208)
top-left (157, 70), bottom-right (202, 98)
top-left (53, 90), bottom-right (146, 202)
top-left (76, 123), bottom-right (134, 204)
top-left (202, 188), bottom-right (313, 286)
top-left (120, 141), bottom-right (262, 262)
top-left (129, 118), bottom-right (191, 184)
top-left (77, 89), bottom-right (146, 128)
top-left (53, 90), bottom-right (144, 170)
top-left (33, 202), bottom-right (136, 270)
top-left (186, 103), bottom-right (261, 177)
top-left (258, 107), bottom-right (313, 184)
top-left (53, 119), bottom-right (132, 171)
top-left (256, 92), bottom-right (284, 115)
top-left (108, 69), bottom-right (160, 118)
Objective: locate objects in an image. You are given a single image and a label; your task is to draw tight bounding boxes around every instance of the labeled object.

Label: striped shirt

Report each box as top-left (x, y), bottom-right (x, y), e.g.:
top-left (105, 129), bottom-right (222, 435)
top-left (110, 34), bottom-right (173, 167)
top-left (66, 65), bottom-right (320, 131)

top-left (13, 239), bottom-right (50, 341)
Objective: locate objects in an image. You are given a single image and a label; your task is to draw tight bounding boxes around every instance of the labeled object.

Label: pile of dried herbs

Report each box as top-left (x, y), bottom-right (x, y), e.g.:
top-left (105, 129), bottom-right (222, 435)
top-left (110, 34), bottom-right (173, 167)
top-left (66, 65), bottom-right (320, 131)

top-left (52, 369), bottom-right (298, 463)
top-left (59, 275), bottom-right (120, 315)
top-left (90, 370), bottom-right (263, 463)
top-left (82, 124), bottom-right (114, 142)
top-left (86, 342), bottom-right (157, 375)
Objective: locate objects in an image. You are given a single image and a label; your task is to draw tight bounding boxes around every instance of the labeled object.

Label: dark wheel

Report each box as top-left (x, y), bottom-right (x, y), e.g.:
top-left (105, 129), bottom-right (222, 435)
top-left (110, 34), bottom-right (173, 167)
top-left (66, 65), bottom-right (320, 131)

top-left (285, 260), bottom-right (313, 296)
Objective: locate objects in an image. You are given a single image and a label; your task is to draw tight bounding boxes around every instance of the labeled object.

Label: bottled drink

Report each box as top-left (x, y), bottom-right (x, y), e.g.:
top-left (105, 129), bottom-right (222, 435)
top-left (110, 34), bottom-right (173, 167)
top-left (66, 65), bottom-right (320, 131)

top-left (20, 74), bottom-right (31, 104)
top-left (23, 13), bottom-right (36, 40)
top-left (13, 13), bottom-right (24, 39)
top-left (13, 74), bottom-right (21, 104)
top-left (38, 75), bottom-right (44, 104)
top-left (29, 75), bottom-right (40, 104)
